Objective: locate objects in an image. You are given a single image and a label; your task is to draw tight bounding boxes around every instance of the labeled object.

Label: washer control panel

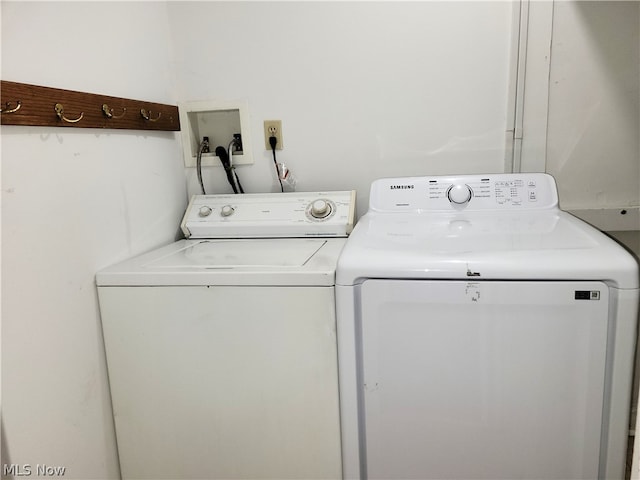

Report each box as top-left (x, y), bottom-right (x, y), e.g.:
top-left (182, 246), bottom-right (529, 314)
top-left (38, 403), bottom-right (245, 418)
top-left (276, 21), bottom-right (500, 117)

top-left (181, 191), bottom-right (356, 238)
top-left (369, 173), bottom-right (558, 212)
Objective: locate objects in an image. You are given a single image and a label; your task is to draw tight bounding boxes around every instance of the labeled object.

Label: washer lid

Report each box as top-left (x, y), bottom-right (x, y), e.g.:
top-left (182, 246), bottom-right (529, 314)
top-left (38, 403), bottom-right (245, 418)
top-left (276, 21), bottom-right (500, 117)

top-left (145, 239), bottom-right (323, 268)
top-left (96, 238), bottom-right (346, 286)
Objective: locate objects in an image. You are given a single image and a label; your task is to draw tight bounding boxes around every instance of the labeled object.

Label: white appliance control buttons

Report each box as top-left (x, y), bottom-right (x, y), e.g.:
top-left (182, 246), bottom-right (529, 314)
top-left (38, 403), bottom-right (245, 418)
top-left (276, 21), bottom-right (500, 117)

top-left (307, 199), bottom-right (336, 221)
top-left (199, 206), bottom-right (213, 217)
top-left (311, 199), bottom-right (330, 218)
top-left (220, 205), bottom-right (235, 217)
top-left (182, 191), bottom-right (355, 238)
top-left (368, 174), bottom-right (556, 213)
top-left (447, 184), bottom-right (473, 205)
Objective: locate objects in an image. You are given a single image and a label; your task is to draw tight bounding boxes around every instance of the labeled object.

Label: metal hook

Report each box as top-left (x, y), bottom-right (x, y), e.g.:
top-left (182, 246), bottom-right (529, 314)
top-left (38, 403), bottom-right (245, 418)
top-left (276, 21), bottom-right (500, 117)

top-left (102, 104), bottom-right (127, 119)
top-left (140, 109), bottom-right (161, 122)
top-left (54, 103), bottom-right (84, 123)
top-left (0, 100), bottom-right (21, 114)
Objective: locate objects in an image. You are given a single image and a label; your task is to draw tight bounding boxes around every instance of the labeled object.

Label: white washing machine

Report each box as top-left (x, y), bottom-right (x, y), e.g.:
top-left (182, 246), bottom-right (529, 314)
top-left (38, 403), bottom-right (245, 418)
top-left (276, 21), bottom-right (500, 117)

top-left (335, 173), bottom-right (639, 480)
top-left (96, 191), bottom-right (355, 480)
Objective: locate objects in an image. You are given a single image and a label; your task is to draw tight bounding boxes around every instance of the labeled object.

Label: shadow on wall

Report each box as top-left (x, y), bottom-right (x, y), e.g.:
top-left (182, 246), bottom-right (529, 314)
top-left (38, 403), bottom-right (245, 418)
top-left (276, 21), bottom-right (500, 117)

top-left (608, 231), bottom-right (640, 262)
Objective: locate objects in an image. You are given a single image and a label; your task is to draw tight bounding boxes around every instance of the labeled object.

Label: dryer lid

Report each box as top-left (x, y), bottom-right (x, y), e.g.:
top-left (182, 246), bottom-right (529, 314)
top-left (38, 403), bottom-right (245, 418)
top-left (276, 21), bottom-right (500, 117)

top-left (336, 210), bottom-right (639, 287)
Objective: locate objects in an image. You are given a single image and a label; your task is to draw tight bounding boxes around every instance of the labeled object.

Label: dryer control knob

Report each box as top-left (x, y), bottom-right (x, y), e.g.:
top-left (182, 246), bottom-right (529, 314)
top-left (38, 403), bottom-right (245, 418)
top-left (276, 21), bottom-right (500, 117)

top-left (198, 206), bottom-right (213, 217)
top-left (310, 199), bottom-right (331, 218)
top-left (220, 205), bottom-right (235, 217)
top-left (447, 184), bottom-right (473, 205)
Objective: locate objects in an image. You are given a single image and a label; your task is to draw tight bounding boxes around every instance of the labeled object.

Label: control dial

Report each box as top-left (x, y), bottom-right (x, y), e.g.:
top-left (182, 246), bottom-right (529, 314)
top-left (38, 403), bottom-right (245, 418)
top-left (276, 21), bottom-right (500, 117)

top-left (310, 199), bottom-right (331, 219)
top-left (447, 184), bottom-right (473, 205)
top-left (220, 205), bottom-right (235, 217)
top-left (198, 206), bottom-right (213, 217)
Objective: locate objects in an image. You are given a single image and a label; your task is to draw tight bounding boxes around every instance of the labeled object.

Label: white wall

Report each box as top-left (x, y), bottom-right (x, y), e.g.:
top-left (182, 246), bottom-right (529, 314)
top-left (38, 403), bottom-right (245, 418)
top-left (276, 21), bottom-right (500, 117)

top-left (1, 2), bottom-right (186, 478)
top-left (167, 1), bottom-right (516, 215)
top-left (546, 1), bottom-right (639, 214)
top-left (517, 1), bottom-right (639, 235)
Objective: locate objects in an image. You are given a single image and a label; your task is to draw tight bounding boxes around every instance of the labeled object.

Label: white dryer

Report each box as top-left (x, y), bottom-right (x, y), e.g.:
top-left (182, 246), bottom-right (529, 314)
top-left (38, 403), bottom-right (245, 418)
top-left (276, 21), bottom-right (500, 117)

top-left (335, 174), bottom-right (639, 480)
top-left (96, 191), bottom-right (355, 480)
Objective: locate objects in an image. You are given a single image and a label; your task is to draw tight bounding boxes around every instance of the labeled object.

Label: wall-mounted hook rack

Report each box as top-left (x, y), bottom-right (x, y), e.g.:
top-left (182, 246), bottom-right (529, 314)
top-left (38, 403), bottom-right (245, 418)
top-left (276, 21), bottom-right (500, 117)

top-left (0, 80), bottom-right (180, 131)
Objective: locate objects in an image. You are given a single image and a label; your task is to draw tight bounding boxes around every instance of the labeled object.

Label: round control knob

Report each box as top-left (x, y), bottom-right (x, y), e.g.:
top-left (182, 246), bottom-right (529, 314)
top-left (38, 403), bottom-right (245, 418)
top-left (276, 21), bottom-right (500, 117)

top-left (310, 199), bottom-right (331, 218)
top-left (447, 184), bottom-right (473, 205)
top-left (198, 206), bottom-right (212, 217)
top-left (220, 205), bottom-right (235, 217)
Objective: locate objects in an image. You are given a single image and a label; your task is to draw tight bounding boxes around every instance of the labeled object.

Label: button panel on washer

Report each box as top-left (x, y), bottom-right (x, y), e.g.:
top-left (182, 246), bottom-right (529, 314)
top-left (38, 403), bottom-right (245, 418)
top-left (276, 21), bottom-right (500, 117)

top-left (181, 191), bottom-right (356, 238)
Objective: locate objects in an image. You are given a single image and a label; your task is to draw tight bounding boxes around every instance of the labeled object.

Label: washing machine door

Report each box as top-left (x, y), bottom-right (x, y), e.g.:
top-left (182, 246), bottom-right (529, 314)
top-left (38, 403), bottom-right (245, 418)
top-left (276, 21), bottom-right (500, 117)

top-left (358, 279), bottom-right (609, 480)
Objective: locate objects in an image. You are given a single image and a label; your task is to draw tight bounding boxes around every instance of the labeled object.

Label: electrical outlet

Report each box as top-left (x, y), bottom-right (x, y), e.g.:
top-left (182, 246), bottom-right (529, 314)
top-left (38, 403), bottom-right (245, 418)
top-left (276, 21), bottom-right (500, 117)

top-left (264, 120), bottom-right (283, 150)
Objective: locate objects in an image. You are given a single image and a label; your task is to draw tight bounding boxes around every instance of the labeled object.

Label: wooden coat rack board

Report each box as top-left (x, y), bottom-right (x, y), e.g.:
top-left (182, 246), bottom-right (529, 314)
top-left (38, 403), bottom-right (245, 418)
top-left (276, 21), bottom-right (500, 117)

top-left (0, 80), bottom-right (180, 131)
